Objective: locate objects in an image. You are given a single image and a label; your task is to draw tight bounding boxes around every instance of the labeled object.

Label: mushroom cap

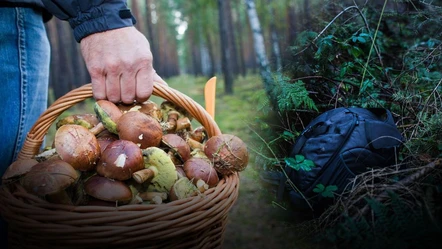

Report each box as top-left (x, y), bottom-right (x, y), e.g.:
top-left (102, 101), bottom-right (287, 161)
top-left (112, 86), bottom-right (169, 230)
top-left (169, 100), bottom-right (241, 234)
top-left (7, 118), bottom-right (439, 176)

top-left (20, 159), bottom-right (79, 196)
top-left (54, 124), bottom-right (101, 171)
top-left (94, 100), bottom-right (123, 134)
top-left (96, 130), bottom-right (119, 154)
top-left (183, 157), bottom-right (219, 188)
top-left (118, 100), bottom-right (162, 121)
top-left (142, 147), bottom-right (178, 193)
top-left (2, 159), bottom-right (39, 182)
top-left (96, 139), bottom-right (144, 181)
top-left (204, 134), bottom-right (249, 176)
top-left (161, 134), bottom-right (191, 162)
top-left (56, 113), bottom-right (99, 130)
top-left (169, 177), bottom-right (198, 201)
top-left (84, 175), bottom-right (132, 203)
top-left (117, 111), bottom-right (163, 149)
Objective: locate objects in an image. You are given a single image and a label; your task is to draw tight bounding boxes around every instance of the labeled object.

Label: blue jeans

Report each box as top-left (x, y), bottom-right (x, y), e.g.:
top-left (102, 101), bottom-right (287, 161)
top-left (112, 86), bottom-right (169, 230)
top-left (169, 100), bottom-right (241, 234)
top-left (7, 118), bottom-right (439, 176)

top-left (0, 7), bottom-right (50, 176)
top-left (0, 7), bottom-right (50, 247)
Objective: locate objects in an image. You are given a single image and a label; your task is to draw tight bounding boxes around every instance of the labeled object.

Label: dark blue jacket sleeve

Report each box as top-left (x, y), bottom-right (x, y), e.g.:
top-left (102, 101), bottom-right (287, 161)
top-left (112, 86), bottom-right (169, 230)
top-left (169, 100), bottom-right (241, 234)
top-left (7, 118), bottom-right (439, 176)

top-left (41, 0), bottom-right (135, 42)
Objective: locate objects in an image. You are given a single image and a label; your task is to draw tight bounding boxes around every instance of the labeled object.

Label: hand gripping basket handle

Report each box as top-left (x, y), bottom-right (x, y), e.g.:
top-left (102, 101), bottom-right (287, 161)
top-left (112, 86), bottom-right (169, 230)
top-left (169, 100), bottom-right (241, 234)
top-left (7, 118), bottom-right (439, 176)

top-left (17, 82), bottom-right (222, 160)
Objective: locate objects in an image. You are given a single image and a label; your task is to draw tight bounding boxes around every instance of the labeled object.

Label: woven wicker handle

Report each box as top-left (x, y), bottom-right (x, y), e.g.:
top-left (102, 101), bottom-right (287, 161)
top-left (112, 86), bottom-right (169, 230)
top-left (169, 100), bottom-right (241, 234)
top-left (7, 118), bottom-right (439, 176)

top-left (18, 83), bottom-right (222, 160)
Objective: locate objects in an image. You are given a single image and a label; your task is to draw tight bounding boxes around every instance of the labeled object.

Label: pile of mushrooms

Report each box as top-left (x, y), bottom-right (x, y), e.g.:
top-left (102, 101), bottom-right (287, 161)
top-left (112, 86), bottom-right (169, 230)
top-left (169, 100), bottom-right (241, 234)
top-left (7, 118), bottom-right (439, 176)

top-left (2, 99), bottom-right (249, 206)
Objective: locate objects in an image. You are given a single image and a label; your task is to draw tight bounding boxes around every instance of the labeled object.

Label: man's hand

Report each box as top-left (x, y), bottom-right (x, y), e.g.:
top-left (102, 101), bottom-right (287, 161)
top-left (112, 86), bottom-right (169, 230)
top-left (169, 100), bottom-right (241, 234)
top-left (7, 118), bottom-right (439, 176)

top-left (80, 26), bottom-right (165, 104)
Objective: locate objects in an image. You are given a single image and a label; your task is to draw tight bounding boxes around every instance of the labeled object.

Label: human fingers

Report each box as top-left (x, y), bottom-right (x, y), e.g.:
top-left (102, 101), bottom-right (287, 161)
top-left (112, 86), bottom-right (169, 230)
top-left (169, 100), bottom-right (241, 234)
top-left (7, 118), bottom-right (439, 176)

top-left (120, 70), bottom-right (136, 104)
top-left (135, 67), bottom-right (153, 103)
top-left (105, 70), bottom-right (122, 103)
top-left (90, 72), bottom-right (107, 101)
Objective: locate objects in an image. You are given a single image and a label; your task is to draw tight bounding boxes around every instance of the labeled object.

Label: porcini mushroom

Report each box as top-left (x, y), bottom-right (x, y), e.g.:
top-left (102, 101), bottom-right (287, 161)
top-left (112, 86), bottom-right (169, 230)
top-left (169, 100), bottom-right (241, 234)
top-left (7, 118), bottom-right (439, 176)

top-left (2, 159), bottom-right (39, 184)
top-left (54, 124), bottom-right (101, 171)
top-left (96, 130), bottom-right (119, 154)
top-left (84, 175), bottom-right (132, 205)
top-left (160, 101), bottom-right (192, 133)
top-left (132, 147), bottom-right (178, 193)
top-left (161, 134), bottom-right (191, 163)
top-left (96, 140), bottom-right (144, 181)
top-left (118, 100), bottom-right (162, 121)
top-left (94, 100), bottom-right (123, 134)
top-left (169, 177), bottom-right (199, 201)
top-left (204, 134), bottom-right (249, 176)
top-left (117, 111), bottom-right (163, 149)
top-left (183, 157), bottom-right (219, 188)
top-left (56, 113), bottom-right (99, 130)
top-left (20, 159), bottom-right (79, 204)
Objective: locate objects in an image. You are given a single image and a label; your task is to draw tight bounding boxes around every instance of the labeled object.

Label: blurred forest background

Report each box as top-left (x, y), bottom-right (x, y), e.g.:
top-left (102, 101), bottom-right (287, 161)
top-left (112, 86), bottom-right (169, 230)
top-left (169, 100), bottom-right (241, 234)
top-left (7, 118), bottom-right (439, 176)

top-left (44, 0), bottom-right (442, 248)
top-left (45, 0), bottom-right (301, 99)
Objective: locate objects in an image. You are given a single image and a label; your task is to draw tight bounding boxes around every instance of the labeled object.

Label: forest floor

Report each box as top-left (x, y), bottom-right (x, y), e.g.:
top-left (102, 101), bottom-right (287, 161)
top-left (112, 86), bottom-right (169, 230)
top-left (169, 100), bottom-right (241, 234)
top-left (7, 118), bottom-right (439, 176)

top-left (162, 75), bottom-right (324, 249)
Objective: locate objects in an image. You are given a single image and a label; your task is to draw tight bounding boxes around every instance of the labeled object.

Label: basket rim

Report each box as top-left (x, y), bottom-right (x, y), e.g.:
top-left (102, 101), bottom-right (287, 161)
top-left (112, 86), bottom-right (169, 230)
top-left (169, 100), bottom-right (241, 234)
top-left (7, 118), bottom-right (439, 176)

top-left (17, 82), bottom-right (222, 160)
top-left (0, 82), bottom-right (240, 248)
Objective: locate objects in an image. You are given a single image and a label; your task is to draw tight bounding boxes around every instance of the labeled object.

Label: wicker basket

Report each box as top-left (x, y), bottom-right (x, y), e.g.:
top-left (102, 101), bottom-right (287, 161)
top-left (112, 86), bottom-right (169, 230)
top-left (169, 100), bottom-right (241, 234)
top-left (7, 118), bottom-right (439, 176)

top-left (0, 83), bottom-right (240, 249)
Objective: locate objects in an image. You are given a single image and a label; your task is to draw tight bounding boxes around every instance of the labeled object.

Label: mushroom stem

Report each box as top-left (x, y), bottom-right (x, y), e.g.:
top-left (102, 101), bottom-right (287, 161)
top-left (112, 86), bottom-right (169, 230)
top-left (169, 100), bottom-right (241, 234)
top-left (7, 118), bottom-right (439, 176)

top-left (132, 166), bottom-right (158, 184)
top-left (161, 111), bottom-right (179, 133)
top-left (176, 117), bottom-right (191, 131)
top-left (186, 137), bottom-right (204, 150)
top-left (89, 122), bottom-right (105, 135)
top-left (139, 191), bottom-right (167, 202)
top-left (189, 126), bottom-right (207, 143)
top-left (196, 179), bottom-right (209, 193)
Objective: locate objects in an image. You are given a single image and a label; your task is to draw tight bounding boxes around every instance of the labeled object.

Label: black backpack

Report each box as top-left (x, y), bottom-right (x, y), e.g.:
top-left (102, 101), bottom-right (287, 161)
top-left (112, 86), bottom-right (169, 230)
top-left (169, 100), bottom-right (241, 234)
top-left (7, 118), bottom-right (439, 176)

top-left (277, 107), bottom-right (403, 212)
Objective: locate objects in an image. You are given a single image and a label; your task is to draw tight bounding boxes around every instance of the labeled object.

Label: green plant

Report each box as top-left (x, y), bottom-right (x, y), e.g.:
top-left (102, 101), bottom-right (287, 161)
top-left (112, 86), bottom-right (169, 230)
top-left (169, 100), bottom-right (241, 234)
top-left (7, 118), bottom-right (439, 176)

top-left (253, 1), bottom-right (442, 248)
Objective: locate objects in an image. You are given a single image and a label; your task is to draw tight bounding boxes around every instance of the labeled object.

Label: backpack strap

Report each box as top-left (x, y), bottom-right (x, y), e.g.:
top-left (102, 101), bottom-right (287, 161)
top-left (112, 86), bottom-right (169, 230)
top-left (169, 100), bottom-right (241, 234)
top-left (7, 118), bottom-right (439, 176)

top-left (365, 120), bottom-right (403, 149)
top-left (365, 109), bottom-right (403, 149)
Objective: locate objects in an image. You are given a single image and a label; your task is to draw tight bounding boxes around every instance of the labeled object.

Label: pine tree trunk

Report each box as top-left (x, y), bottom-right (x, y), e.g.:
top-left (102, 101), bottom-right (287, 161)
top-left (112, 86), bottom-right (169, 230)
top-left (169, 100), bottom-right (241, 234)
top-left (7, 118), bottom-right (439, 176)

top-left (218, 0), bottom-right (234, 94)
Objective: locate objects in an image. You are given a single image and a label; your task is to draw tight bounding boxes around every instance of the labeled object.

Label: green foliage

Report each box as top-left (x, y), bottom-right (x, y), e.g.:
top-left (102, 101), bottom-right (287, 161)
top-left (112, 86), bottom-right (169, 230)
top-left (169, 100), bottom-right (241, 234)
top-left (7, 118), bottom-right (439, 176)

top-left (285, 155), bottom-right (315, 171)
top-left (279, 1), bottom-right (442, 158)
top-left (313, 184), bottom-right (338, 198)
top-left (272, 74), bottom-right (318, 113)
top-left (255, 1), bottom-right (442, 247)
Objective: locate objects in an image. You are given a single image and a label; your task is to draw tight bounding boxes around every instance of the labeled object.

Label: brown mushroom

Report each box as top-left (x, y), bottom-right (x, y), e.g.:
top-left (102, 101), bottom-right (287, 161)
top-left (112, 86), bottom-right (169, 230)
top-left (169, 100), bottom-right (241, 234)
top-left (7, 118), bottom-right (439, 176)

top-left (84, 175), bottom-right (132, 205)
top-left (2, 159), bottom-right (39, 184)
top-left (94, 100), bottom-right (123, 134)
top-left (96, 140), bottom-right (144, 181)
top-left (54, 124), bottom-right (101, 172)
top-left (117, 111), bottom-right (163, 149)
top-left (159, 101), bottom-right (192, 133)
top-left (161, 134), bottom-right (191, 163)
top-left (189, 126), bottom-right (207, 143)
top-left (204, 134), bottom-right (249, 176)
top-left (118, 100), bottom-right (162, 121)
top-left (20, 159), bottom-right (79, 204)
top-left (56, 113), bottom-right (100, 130)
top-left (183, 157), bottom-right (219, 188)
top-left (96, 130), bottom-right (119, 154)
